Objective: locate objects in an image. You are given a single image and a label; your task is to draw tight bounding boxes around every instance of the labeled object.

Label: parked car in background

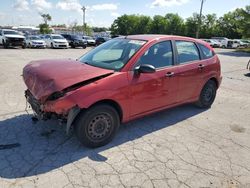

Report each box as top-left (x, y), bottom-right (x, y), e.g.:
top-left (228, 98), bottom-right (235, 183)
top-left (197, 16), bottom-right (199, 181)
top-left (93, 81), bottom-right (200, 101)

top-left (0, 29), bottom-right (25, 48)
top-left (82, 36), bottom-right (96, 46)
top-left (241, 39), bottom-right (250, 47)
top-left (95, 37), bottom-right (111, 46)
top-left (202, 39), bottom-right (221, 48)
top-left (44, 34), bottom-right (69, 49)
top-left (25, 36), bottom-right (46, 48)
top-left (23, 35), bottom-right (222, 148)
top-left (227, 40), bottom-right (240, 48)
top-left (61, 34), bottom-right (87, 48)
top-left (211, 37), bottom-right (229, 48)
top-left (234, 39), bottom-right (248, 48)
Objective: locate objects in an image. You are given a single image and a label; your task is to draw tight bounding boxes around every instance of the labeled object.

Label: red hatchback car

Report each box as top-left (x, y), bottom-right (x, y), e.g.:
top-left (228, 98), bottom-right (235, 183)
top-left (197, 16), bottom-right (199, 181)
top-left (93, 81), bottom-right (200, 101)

top-left (23, 35), bottom-right (222, 148)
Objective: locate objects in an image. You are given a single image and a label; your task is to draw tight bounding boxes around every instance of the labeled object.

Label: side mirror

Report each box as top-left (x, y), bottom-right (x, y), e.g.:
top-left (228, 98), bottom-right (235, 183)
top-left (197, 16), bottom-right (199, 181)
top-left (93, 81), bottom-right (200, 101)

top-left (134, 64), bottom-right (156, 74)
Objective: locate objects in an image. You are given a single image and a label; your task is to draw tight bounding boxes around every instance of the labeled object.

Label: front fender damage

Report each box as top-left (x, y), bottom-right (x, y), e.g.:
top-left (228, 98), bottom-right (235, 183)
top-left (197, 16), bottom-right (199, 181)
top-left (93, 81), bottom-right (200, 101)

top-left (66, 106), bottom-right (81, 134)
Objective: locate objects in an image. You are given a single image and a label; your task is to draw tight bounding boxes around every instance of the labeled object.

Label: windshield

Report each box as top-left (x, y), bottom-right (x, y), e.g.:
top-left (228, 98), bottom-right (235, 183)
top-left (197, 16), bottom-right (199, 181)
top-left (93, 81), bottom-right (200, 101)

top-left (52, 35), bottom-right (64, 39)
top-left (79, 38), bottom-right (146, 71)
top-left (4, 30), bottom-right (20, 35)
top-left (30, 36), bottom-right (41, 40)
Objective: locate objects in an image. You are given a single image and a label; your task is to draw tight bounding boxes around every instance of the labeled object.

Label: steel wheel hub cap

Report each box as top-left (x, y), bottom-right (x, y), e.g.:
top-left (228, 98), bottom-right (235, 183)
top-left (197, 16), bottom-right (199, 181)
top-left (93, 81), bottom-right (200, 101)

top-left (88, 114), bottom-right (112, 140)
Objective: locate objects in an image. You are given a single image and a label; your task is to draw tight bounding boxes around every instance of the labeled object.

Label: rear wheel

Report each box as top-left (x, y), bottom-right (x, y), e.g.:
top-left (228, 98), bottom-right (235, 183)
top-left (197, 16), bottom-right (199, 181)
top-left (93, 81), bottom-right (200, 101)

top-left (75, 104), bottom-right (120, 148)
top-left (196, 80), bottom-right (217, 108)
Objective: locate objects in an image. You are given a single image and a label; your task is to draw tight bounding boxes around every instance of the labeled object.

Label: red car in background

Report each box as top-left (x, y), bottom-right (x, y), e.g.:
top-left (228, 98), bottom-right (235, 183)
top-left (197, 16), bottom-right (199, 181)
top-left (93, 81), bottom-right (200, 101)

top-left (23, 35), bottom-right (222, 148)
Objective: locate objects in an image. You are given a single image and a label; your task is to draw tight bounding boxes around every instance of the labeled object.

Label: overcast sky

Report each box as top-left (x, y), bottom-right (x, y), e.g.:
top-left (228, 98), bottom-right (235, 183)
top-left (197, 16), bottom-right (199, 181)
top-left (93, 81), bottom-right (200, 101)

top-left (0, 0), bottom-right (249, 27)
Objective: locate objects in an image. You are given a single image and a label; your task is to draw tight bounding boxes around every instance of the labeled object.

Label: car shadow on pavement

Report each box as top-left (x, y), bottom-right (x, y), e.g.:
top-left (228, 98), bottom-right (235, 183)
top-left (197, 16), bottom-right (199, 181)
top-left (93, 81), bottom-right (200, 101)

top-left (244, 73), bottom-right (250, 77)
top-left (0, 104), bottom-right (207, 179)
top-left (216, 51), bottom-right (250, 57)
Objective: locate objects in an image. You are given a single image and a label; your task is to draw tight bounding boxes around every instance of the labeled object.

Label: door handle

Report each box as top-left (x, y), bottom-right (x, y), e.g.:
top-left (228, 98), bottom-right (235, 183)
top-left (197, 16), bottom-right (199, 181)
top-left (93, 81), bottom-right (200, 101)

top-left (165, 72), bottom-right (174, 77)
top-left (198, 64), bottom-right (205, 70)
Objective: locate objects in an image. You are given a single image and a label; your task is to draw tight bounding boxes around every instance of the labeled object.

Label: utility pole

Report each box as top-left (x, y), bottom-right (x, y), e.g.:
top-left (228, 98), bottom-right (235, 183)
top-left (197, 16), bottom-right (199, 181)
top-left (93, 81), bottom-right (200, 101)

top-left (81, 6), bottom-right (86, 35)
top-left (196, 0), bottom-right (205, 38)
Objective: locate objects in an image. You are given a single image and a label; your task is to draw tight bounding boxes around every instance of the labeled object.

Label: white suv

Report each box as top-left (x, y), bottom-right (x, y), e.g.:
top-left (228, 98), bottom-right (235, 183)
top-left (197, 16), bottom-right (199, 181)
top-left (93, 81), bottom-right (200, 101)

top-left (44, 34), bottom-right (69, 49)
top-left (0, 29), bottom-right (25, 48)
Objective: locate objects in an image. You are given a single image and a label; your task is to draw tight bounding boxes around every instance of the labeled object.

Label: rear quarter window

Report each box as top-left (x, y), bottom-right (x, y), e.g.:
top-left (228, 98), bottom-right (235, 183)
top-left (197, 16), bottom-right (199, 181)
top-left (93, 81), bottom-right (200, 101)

top-left (198, 44), bottom-right (214, 59)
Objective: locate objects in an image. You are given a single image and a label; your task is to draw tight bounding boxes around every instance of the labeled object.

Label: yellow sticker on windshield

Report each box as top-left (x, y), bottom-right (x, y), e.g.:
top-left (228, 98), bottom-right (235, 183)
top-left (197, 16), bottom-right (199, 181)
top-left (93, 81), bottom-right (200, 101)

top-left (128, 40), bottom-right (146, 45)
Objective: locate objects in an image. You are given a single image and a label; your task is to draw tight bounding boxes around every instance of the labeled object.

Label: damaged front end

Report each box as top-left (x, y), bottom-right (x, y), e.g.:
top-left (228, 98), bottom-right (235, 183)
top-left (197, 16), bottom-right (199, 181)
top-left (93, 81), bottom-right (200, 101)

top-left (25, 90), bottom-right (62, 121)
top-left (24, 72), bottom-right (114, 133)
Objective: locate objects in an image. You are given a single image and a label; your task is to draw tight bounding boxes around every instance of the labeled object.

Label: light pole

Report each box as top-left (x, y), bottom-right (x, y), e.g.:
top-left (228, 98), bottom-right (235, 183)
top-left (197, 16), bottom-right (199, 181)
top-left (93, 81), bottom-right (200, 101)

top-left (81, 6), bottom-right (86, 35)
top-left (196, 0), bottom-right (205, 39)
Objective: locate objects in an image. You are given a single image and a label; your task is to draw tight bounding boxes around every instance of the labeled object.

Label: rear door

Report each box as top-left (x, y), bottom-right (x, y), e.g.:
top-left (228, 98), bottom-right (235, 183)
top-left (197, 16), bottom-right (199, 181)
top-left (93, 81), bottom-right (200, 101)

top-left (174, 40), bottom-right (204, 102)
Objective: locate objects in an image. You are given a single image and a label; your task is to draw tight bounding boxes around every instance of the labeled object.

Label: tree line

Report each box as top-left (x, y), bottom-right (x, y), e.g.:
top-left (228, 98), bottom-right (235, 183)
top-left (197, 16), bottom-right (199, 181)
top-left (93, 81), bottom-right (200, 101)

top-left (110, 5), bottom-right (250, 39)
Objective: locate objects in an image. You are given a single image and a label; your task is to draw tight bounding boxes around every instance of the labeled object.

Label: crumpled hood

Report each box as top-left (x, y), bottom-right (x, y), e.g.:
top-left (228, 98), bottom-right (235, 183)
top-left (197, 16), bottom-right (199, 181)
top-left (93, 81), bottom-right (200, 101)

top-left (23, 59), bottom-right (114, 101)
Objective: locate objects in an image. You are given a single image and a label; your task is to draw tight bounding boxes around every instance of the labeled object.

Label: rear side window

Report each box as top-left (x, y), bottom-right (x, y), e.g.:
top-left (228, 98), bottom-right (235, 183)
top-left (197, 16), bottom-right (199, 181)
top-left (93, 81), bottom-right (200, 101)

top-left (198, 44), bottom-right (214, 59)
top-left (176, 41), bottom-right (200, 64)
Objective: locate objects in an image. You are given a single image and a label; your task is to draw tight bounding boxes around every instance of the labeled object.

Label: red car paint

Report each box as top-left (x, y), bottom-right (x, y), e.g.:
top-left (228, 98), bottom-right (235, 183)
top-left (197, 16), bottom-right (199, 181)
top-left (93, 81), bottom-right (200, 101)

top-left (23, 59), bottom-right (114, 102)
top-left (23, 35), bottom-right (222, 123)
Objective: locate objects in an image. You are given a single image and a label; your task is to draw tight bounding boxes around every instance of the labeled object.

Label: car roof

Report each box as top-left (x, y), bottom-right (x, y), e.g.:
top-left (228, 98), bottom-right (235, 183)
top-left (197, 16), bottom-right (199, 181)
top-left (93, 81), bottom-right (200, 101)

top-left (118, 34), bottom-right (199, 42)
top-left (2, 29), bottom-right (17, 31)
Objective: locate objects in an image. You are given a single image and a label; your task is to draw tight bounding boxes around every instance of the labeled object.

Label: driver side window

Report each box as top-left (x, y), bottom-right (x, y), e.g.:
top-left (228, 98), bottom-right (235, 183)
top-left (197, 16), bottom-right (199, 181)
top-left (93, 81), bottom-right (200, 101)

top-left (137, 41), bottom-right (173, 69)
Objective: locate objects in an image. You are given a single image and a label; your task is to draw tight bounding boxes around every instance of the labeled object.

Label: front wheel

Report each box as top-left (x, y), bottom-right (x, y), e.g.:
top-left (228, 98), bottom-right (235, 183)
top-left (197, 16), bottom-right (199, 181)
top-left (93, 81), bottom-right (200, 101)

top-left (74, 104), bottom-right (120, 148)
top-left (195, 80), bottom-right (217, 108)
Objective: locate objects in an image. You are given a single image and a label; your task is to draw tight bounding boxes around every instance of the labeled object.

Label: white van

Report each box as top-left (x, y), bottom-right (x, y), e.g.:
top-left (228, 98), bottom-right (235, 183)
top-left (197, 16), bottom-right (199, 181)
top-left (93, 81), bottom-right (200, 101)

top-left (211, 37), bottom-right (229, 48)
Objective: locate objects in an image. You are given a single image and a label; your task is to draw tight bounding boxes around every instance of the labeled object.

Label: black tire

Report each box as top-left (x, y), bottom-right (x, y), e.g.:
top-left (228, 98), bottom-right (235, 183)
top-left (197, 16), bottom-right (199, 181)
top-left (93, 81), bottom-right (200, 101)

top-left (51, 43), bottom-right (54, 49)
top-left (83, 45), bottom-right (86, 49)
top-left (196, 80), bottom-right (217, 108)
top-left (3, 40), bottom-right (8, 49)
top-left (74, 104), bottom-right (120, 148)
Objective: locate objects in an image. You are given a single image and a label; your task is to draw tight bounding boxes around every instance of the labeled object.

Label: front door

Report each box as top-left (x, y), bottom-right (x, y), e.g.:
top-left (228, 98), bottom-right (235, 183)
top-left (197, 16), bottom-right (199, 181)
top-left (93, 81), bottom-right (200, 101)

top-left (128, 40), bottom-right (180, 117)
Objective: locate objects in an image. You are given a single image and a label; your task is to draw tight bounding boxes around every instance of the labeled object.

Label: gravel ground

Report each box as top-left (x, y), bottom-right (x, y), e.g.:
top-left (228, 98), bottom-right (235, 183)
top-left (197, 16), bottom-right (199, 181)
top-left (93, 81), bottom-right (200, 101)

top-left (0, 47), bottom-right (249, 188)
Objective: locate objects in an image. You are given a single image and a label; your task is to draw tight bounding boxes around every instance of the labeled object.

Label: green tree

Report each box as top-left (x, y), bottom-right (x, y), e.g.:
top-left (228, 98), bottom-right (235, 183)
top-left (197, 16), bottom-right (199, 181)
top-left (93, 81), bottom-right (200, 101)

top-left (165, 13), bottom-right (185, 35)
top-left (185, 13), bottom-right (200, 37)
top-left (92, 27), bottom-right (108, 32)
top-left (110, 5), bottom-right (250, 39)
top-left (72, 24), bottom-right (93, 36)
top-left (234, 6), bottom-right (250, 38)
top-left (215, 11), bottom-right (241, 39)
top-left (39, 23), bottom-right (52, 34)
top-left (39, 13), bottom-right (52, 34)
top-left (200, 14), bottom-right (217, 38)
top-left (40, 13), bottom-right (52, 25)
top-left (150, 15), bottom-right (167, 34)
top-left (111, 14), bottom-right (147, 35)
top-left (135, 15), bottom-right (152, 34)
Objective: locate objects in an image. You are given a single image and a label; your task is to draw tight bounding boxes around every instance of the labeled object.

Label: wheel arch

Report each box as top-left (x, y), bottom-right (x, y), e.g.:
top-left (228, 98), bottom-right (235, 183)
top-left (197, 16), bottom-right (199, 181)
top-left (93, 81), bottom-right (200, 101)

top-left (67, 99), bottom-right (123, 134)
top-left (88, 99), bottom-right (123, 122)
top-left (208, 77), bottom-right (219, 89)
